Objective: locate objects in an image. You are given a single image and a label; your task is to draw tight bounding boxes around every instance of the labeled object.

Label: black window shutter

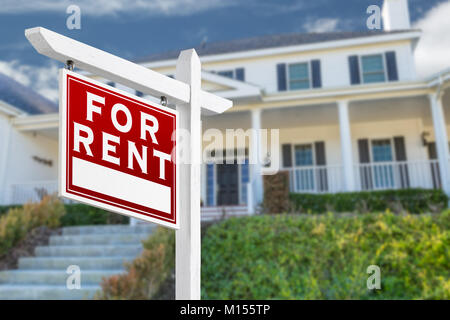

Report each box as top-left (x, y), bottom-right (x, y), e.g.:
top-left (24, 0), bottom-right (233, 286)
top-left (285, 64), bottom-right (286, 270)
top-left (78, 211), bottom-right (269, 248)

top-left (282, 144), bottom-right (292, 168)
top-left (311, 60), bottom-right (322, 89)
top-left (314, 141), bottom-right (328, 192)
top-left (358, 139), bottom-right (372, 190)
top-left (277, 63), bottom-right (287, 91)
top-left (394, 136), bottom-right (410, 188)
top-left (385, 51), bottom-right (399, 81)
top-left (348, 56), bottom-right (361, 85)
top-left (314, 141), bottom-right (326, 165)
top-left (235, 68), bottom-right (245, 81)
top-left (393, 136), bottom-right (407, 161)
top-left (427, 143), bottom-right (442, 189)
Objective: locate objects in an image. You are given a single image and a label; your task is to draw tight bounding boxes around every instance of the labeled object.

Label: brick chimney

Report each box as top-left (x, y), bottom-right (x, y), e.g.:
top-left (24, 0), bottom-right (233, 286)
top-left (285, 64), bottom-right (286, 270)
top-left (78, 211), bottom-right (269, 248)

top-left (382, 0), bottom-right (411, 31)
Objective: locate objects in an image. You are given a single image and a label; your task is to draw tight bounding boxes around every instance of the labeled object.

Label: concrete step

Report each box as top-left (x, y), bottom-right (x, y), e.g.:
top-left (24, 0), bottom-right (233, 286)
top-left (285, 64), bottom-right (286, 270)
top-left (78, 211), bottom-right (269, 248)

top-left (18, 257), bottom-right (132, 270)
top-left (0, 270), bottom-right (124, 285)
top-left (49, 233), bottom-right (150, 246)
top-left (62, 224), bottom-right (155, 235)
top-left (35, 245), bottom-right (143, 257)
top-left (0, 285), bottom-right (100, 300)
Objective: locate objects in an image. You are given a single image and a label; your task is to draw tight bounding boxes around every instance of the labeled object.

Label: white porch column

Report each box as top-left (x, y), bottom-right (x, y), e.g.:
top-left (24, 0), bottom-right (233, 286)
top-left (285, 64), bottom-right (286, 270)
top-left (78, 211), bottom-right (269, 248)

top-left (429, 93), bottom-right (450, 195)
top-left (338, 100), bottom-right (356, 191)
top-left (251, 109), bottom-right (264, 205)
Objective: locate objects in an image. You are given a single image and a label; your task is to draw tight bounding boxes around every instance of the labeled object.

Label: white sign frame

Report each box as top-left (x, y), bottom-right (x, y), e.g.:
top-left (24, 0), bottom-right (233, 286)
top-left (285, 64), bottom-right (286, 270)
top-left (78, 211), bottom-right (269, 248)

top-left (58, 68), bottom-right (180, 229)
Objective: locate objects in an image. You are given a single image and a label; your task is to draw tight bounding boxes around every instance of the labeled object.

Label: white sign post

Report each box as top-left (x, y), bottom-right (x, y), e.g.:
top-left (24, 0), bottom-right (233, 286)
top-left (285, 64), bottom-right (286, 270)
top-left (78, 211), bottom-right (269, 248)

top-left (25, 27), bottom-right (232, 300)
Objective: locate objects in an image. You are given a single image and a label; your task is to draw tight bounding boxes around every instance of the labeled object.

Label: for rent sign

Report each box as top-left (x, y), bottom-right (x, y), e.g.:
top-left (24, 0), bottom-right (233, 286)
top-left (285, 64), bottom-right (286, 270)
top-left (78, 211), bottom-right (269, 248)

top-left (59, 69), bottom-right (178, 228)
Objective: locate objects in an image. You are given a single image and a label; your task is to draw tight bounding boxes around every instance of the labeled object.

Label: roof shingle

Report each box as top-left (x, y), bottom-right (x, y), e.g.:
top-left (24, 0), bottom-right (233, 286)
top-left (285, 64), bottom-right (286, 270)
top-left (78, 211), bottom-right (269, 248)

top-left (135, 30), bottom-right (417, 63)
top-left (0, 72), bottom-right (57, 115)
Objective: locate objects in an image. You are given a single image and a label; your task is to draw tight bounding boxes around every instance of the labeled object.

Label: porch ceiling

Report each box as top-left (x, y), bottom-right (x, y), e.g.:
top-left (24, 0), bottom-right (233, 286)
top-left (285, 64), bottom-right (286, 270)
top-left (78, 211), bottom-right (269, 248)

top-left (349, 95), bottom-right (431, 124)
top-left (262, 103), bottom-right (338, 129)
top-left (260, 94), bottom-right (442, 129)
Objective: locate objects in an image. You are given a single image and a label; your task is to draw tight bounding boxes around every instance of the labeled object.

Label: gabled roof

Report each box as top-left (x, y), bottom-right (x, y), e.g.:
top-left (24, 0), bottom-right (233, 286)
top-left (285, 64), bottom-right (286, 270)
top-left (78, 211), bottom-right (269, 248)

top-left (135, 30), bottom-right (418, 63)
top-left (0, 72), bottom-right (57, 115)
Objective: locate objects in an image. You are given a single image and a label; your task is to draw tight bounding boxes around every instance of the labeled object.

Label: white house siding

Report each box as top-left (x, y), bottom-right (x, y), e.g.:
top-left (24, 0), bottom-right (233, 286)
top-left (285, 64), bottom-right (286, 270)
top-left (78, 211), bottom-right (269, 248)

top-left (1, 128), bottom-right (58, 205)
top-left (152, 40), bottom-right (415, 94)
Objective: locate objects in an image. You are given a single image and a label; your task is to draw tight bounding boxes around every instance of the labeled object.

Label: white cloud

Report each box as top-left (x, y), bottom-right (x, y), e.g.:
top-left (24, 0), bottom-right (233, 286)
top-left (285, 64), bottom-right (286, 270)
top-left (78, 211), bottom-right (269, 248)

top-left (303, 18), bottom-right (340, 33)
top-left (0, 0), bottom-right (236, 16)
top-left (0, 60), bottom-right (59, 101)
top-left (414, 1), bottom-right (450, 77)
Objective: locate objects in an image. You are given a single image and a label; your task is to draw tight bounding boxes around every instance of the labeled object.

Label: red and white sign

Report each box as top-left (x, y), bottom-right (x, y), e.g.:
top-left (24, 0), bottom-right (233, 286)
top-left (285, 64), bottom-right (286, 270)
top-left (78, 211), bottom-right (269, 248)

top-left (59, 69), bottom-right (178, 229)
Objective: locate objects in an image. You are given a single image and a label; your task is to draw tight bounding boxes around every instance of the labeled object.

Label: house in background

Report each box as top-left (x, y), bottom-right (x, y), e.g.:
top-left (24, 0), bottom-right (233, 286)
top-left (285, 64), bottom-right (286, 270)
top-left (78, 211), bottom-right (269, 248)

top-left (1, 0), bottom-right (450, 217)
top-left (0, 73), bottom-right (58, 205)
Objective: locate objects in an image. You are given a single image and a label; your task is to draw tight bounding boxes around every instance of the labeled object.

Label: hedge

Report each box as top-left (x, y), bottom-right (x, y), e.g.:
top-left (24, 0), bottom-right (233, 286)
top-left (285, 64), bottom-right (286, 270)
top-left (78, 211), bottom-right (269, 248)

top-left (96, 227), bottom-right (174, 300)
top-left (201, 213), bottom-right (450, 299)
top-left (0, 196), bottom-right (64, 257)
top-left (61, 204), bottom-right (129, 226)
top-left (98, 211), bottom-right (450, 300)
top-left (0, 203), bottom-right (129, 227)
top-left (289, 188), bottom-right (448, 214)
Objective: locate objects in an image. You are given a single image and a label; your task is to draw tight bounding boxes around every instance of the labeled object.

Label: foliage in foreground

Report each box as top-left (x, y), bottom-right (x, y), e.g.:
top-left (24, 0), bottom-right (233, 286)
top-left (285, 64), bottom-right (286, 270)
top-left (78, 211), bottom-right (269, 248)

top-left (96, 227), bottom-right (175, 300)
top-left (289, 188), bottom-right (448, 214)
top-left (202, 212), bottom-right (450, 299)
top-left (98, 211), bottom-right (449, 300)
top-left (0, 196), bottom-right (65, 257)
top-left (61, 204), bottom-right (129, 226)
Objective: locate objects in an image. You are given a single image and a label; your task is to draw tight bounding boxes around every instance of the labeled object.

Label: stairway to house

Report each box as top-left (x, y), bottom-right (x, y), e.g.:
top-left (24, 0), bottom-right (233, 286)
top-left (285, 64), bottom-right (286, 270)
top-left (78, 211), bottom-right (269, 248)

top-left (0, 224), bottom-right (155, 300)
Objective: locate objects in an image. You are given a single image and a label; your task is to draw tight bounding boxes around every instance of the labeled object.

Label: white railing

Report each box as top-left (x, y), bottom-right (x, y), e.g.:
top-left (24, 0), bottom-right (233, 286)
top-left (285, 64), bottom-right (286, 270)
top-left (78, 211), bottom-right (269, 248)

top-left (354, 160), bottom-right (441, 191)
top-left (287, 160), bottom-right (443, 194)
top-left (9, 180), bottom-right (58, 205)
top-left (287, 165), bottom-right (345, 194)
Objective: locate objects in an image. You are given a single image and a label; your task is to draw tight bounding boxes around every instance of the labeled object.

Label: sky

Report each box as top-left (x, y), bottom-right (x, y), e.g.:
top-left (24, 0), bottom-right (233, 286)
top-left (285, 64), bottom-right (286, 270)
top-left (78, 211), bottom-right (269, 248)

top-left (0, 0), bottom-right (449, 101)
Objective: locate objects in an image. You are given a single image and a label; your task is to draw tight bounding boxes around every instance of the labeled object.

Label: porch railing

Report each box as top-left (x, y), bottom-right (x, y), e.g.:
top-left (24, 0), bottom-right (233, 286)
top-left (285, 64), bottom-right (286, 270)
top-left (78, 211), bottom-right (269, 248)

top-left (287, 160), bottom-right (442, 194)
top-left (287, 165), bottom-right (345, 194)
top-left (9, 180), bottom-right (59, 205)
top-left (354, 160), bottom-right (441, 191)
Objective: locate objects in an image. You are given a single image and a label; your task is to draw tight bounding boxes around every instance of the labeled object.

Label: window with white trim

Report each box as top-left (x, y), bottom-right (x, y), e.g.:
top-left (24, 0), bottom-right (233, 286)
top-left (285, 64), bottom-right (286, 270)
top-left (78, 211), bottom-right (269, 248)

top-left (288, 62), bottom-right (311, 90)
top-left (361, 54), bottom-right (386, 84)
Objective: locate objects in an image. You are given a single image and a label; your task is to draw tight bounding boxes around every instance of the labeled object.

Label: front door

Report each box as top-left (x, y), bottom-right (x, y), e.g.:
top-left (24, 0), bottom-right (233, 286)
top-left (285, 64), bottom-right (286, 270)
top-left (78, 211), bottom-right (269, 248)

top-left (216, 163), bottom-right (239, 206)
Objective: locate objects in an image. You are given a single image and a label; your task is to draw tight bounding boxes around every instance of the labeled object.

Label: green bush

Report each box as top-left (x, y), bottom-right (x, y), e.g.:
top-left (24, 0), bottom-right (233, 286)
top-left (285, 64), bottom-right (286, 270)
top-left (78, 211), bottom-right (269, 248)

top-left (61, 204), bottom-right (129, 226)
top-left (0, 205), bottom-right (20, 216)
top-left (0, 196), bottom-right (65, 257)
top-left (201, 213), bottom-right (449, 299)
top-left (289, 188), bottom-right (448, 214)
top-left (96, 227), bottom-right (174, 300)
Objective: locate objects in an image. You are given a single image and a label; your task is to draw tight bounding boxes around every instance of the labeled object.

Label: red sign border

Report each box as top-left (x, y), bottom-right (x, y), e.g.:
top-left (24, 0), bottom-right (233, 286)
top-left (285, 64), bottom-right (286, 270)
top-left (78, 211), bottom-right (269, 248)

top-left (58, 69), bottom-right (179, 229)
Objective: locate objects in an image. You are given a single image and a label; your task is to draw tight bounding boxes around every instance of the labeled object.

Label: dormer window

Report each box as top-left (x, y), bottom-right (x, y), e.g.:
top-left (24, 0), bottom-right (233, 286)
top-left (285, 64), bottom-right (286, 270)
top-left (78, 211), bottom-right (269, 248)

top-left (361, 54), bottom-right (386, 84)
top-left (277, 60), bottom-right (321, 92)
top-left (214, 68), bottom-right (245, 81)
top-left (288, 62), bottom-right (310, 90)
top-left (349, 51), bottom-right (398, 86)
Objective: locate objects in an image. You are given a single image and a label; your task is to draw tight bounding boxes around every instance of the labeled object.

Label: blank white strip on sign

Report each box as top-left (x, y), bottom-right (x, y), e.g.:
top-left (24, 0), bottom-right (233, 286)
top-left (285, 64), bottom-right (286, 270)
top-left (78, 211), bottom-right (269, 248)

top-left (72, 157), bottom-right (171, 214)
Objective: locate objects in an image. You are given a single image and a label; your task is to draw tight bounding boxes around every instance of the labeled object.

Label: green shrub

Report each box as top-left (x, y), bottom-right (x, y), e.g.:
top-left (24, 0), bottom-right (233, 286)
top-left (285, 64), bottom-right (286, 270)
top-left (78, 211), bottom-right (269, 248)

top-left (96, 227), bottom-right (174, 300)
top-left (0, 196), bottom-right (65, 256)
top-left (289, 188), bottom-right (448, 214)
top-left (201, 213), bottom-right (450, 299)
top-left (61, 204), bottom-right (129, 226)
top-left (0, 205), bottom-right (20, 216)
